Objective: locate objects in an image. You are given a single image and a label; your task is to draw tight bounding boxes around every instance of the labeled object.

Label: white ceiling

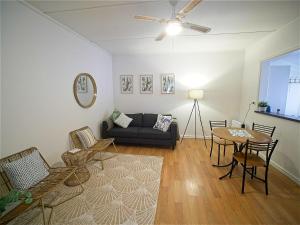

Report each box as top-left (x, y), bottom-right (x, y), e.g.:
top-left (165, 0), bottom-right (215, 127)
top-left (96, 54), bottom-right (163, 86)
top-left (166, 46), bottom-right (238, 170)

top-left (27, 0), bottom-right (300, 55)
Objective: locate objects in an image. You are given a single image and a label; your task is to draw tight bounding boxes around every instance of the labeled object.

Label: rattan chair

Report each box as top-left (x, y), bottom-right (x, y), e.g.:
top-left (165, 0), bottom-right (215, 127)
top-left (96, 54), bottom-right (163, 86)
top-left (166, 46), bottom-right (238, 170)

top-left (69, 126), bottom-right (118, 170)
top-left (229, 139), bottom-right (278, 194)
top-left (0, 147), bottom-right (84, 225)
top-left (209, 120), bottom-right (233, 166)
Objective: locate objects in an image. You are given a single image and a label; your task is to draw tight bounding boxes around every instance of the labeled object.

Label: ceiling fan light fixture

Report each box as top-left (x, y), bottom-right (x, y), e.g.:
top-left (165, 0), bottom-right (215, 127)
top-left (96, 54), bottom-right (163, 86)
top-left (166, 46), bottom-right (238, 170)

top-left (166, 21), bottom-right (182, 36)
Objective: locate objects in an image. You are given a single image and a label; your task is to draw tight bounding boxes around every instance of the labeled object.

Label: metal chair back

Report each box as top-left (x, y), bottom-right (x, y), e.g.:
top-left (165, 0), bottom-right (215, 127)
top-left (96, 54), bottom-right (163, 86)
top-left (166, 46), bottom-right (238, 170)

top-left (252, 123), bottom-right (276, 137)
top-left (209, 120), bottom-right (227, 130)
top-left (246, 139), bottom-right (279, 166)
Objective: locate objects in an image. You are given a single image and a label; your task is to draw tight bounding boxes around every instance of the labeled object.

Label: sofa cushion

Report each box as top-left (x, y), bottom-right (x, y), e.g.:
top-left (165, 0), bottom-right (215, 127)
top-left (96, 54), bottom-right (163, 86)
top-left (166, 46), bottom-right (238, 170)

top-left (114, 113), bottom-right (132, 128)
top-left (153, 114), bottom-right (173, 132)
top-left (107, 127), bottom-right (139, 138)
top-left (138, 127), bottom-right (171, 140)
top-left (143, 114), bottom-right (158, 127)
top-left (110, 110), bottom-right (121, 122)
top-left (126, 113), bottom-right (143, 127)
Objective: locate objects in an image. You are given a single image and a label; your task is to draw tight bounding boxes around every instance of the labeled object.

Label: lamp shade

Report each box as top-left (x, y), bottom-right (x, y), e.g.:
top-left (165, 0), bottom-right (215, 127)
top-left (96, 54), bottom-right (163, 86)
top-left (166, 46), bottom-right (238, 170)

top-left (188, 89), bottom-right (204, 99)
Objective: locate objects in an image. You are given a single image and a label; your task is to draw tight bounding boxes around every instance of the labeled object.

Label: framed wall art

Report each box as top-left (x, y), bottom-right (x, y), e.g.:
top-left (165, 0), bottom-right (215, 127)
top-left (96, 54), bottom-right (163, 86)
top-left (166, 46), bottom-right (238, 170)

top-left (161, 73), bottom-right (175, 94)
top-left (77, 74), bottom-right (88, 93)
top-left (120, 75), bottom-right (133, 94)
top-left (140, 74), bottom-right (153, 94)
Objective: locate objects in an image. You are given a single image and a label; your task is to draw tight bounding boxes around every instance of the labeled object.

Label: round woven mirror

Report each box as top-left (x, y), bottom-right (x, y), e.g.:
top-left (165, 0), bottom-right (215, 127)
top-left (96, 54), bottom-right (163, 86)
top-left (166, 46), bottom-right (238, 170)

top-left (73, 73), bottom-right (97, 108)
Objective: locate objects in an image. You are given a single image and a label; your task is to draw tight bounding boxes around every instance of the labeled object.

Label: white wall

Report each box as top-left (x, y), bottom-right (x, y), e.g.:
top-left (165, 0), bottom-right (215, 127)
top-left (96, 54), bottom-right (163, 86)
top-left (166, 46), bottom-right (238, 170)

top-left (1, 2), bottom-right (114, 164)
top-left (113, 51), bottom-right (244, 136)
top-left (239, 17), bottom-right (300, 183)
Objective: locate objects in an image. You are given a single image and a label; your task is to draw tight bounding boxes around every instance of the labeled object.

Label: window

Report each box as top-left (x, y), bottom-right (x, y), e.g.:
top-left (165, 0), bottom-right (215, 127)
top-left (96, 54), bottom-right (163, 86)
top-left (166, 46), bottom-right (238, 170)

top-left (259, 49), bottom-right (300, 118)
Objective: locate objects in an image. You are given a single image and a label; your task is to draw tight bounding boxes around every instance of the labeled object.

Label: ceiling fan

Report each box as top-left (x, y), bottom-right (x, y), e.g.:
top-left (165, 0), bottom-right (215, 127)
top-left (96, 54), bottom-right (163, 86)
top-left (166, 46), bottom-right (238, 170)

top-left (134, 0), bottom-right (211, 41)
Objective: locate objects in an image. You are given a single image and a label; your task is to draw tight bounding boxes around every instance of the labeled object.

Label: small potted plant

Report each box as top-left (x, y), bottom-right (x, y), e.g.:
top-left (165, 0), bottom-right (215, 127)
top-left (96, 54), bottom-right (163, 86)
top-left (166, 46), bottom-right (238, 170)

top-left (0, 190), bottom-right (32, 216)
top-left (257, 101), bottom-right (268, 112)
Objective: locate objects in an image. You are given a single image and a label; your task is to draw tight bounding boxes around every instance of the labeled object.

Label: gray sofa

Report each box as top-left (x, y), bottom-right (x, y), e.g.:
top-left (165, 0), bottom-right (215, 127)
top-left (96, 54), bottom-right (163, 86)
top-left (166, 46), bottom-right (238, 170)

top-left (101, 113), bottom-right (177, 149)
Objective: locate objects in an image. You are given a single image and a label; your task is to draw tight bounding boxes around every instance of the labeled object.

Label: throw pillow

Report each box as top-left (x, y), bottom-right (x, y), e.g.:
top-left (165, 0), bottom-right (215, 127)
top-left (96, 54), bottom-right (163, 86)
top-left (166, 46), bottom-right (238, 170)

top-left (110, 110), bottom-right (121, 122)
top-left (3, 151), bottom-right (49, 190)
top-left (114, 113), bottom-right (133, 128)
top-left (76, 128), bottom-right (97, 149)
top-left (153, 114), bottom-right (173, 132)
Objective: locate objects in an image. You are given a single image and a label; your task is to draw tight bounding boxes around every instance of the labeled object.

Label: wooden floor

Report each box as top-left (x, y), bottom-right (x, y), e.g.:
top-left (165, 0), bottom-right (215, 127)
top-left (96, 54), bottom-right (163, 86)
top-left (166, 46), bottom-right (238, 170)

top-left (109, 139), bottom-right (300, 225)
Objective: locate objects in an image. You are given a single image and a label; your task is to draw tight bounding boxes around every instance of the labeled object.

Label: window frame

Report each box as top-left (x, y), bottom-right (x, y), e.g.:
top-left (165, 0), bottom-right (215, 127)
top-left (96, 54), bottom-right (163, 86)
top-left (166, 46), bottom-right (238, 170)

top-left (256, 46), bottom-right (300, 123)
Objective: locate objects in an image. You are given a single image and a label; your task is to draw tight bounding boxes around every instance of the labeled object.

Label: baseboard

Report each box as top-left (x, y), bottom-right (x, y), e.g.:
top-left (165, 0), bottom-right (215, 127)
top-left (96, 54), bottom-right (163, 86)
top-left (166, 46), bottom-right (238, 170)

top-left (259, 153), bottom-right (300, 185)
top-left (268, 159), bottom-right (300, 185)
top-left (179, 134), bottom-right (211, 139)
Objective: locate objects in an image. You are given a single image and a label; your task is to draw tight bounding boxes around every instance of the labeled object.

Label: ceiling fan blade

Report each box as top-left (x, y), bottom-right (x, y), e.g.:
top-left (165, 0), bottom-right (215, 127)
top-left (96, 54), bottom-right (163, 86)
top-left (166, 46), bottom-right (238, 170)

top-left (182, 22), bottom-right (211, 33)
top-left (155, 32), bottom-right (167, 41)
top-left (177, 0), bottom-right (202, 17)
top-left (134, 15), bottom-right (161, 22)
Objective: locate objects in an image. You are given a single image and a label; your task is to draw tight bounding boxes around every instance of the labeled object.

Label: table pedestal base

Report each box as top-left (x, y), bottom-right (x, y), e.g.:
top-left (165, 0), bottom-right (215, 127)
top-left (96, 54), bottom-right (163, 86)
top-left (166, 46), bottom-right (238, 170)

top-left (213, 161), bottom-right (232, 168)
top-left (219, 142), bottom-right (245, 180)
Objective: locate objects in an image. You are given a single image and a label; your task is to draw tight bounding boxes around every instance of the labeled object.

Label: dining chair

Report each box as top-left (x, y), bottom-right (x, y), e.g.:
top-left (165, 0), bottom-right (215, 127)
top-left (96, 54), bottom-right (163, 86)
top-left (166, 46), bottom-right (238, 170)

top-left (251, 122), bottom-right (276, 174)
top-left (252, 122), bottom-right (276, 137)
top-left (229, 139), bottom-right (279, 194)
top-left (209, 120), bottom-right (233, 166)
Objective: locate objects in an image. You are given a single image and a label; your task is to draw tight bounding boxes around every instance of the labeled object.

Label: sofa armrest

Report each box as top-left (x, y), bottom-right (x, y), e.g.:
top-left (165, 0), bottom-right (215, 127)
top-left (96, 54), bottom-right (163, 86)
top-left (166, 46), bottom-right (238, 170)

top-left (169, 121), bottom-right (178, 147)
top-left (101, 119), bottom-right (114, 138)
top-left (101, 121), bottom-right (108, 138)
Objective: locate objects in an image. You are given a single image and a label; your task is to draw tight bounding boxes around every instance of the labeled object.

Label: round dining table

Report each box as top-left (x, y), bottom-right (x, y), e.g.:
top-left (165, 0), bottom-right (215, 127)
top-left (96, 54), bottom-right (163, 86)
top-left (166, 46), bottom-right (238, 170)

top-left (212, 127), bottom-right (272, 179)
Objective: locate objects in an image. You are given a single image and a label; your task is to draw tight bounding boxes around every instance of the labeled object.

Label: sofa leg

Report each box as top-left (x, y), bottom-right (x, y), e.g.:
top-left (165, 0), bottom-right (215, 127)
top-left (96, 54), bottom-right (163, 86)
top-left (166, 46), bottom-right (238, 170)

top-left (172, 145), bottom-right (175, 150)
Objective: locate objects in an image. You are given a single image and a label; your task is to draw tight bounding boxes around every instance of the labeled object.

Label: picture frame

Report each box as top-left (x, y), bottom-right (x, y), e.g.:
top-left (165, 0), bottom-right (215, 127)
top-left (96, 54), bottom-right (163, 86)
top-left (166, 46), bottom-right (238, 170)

top-left (140, 74), bottom-right (153, 94)
top-left (120, 75), bottom-right (133, 94)
top-left (77, 74), bottom-right (88, 93)
top-left (161, 73), bottom-right (175, 94)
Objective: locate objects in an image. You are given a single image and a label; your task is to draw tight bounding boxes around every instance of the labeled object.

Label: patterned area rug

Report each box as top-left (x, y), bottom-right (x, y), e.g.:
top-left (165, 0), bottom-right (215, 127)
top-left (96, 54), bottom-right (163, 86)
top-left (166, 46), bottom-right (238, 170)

top-left (9, 153), bottom-right (163, 225)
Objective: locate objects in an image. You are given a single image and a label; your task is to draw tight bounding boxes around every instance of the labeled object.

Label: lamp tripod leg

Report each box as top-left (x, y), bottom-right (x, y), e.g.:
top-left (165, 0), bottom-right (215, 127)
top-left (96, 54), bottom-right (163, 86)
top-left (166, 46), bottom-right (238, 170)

top-left (194, 99), bottom-right (197, 139)
top-left (180, 101), bottom-right (196, 143)
top-left (196, 100), bottom-right (207, 149)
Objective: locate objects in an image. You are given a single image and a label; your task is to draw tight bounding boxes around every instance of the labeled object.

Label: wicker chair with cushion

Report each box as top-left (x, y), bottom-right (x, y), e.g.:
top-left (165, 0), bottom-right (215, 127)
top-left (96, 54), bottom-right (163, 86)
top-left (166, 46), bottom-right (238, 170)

top-left (0, 147), bottom-right (84, 225)
top-left (69, 126), bottom-right (118, 170)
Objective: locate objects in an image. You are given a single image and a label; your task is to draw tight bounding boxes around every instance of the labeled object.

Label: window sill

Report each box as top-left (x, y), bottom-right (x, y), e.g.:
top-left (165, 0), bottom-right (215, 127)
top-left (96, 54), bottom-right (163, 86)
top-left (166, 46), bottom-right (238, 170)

top-left (254, 111), bottom-right (300, 123)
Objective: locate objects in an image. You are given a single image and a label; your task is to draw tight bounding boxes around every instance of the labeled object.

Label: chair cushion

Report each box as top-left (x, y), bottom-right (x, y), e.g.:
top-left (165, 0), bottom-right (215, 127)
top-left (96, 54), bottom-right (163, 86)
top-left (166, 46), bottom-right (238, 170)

top-left (143, 114), bottom-right (158, 127)
top-left (107, 127), bottom-right (139, 138)
top-left (153, 114), bottom-right (173, 132)
top-left (126, 113), bottom-right (143, 127)
top-left (3, 151), bottom-right (49, 190)
top-left (138, 128), bottom-right (171, 140)
top-left (233, 152), bottom-right (265, 166)
top-left (114, 113), bottom-right (133, 128)
top-left (213, 136), bottom-right (233, 145)
top-left (76, 128), bottom-right (97, 149)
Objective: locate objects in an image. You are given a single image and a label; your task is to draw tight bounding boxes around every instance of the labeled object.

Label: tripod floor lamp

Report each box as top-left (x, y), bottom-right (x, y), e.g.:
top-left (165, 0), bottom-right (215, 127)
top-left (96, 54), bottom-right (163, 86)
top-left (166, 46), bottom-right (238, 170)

top-left (181, 89), bottom-right (207, 148)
